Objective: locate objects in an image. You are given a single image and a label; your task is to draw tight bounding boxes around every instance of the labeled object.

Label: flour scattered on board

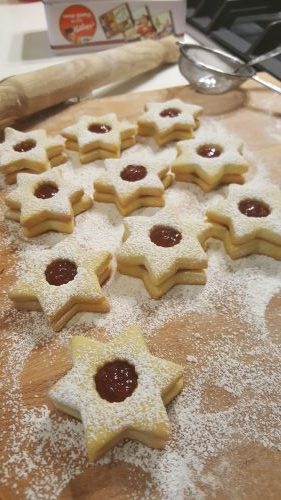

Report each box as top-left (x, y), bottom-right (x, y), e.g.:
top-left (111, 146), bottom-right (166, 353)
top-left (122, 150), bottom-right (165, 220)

top-left (0, 125), bottom-right (281, 499)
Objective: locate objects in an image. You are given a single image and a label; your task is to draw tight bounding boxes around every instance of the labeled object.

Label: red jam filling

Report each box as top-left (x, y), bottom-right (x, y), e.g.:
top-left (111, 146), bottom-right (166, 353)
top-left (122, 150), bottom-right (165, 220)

top-left (13, 139), bottom-right (36, 153)
top-left (120, 164), bottom-right (147, 182)
top-left (34, 183), bottom-right (59, 199)
top-left (160, 108), bottom-right (181, 118)
top-left (150, 225), bottom-right (182, 247)
top-left (197, 144), bottom-right (222, 158)
top-left (45, 259), bottom-right (77, 286)
top-left (95, 360), bottom-right (138, 403)
top-left (88, 123), bottom-right (111, 134)
top-left (238, 198), bottom-right (271, 218)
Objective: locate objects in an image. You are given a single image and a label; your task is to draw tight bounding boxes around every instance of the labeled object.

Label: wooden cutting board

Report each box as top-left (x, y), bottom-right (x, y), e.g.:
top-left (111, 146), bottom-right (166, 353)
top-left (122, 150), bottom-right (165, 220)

top-left (0, 81), bottom-right (281, 500)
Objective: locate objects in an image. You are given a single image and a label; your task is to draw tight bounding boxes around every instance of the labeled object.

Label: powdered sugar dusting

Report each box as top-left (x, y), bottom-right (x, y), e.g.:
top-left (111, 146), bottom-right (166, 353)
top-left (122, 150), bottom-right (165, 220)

top-left (138, 99), bottom-right (202, 133)
top-left (1, 117), bottom-right (281, 499)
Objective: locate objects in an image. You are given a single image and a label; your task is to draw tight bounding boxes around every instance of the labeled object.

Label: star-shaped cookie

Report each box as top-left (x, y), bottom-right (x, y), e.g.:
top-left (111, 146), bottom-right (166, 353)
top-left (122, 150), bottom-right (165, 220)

top-left (137, 99), bottom-right (202, 146)
top-left (94, 154), bottom-right (173, 215)
top-left (206, 183), bottom-right (281, 259)
top-left (0, 127), bottom-right (66, 184)
top-left (49, 325), bottom-right (183, 460)
top-left (9, 239), bottom-right (112, 331)
top-left (172, 128), bottom-right (249, 191)
top-left (117, 209), bottom-right (211, 298)
top-left (62, 114), bottom-right (137, 163)
top-left (5, 169), bottom-right (93, 237)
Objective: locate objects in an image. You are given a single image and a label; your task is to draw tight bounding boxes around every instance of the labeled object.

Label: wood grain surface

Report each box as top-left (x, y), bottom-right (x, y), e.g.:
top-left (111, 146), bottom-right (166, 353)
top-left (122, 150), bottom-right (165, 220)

top-left (0, 80), bottom-right (281, 499)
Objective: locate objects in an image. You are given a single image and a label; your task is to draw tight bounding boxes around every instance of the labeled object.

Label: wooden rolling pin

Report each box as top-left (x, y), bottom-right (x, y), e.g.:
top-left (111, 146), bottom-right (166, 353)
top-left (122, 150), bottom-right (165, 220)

top-left (0, 37), bottom-right (179, 130)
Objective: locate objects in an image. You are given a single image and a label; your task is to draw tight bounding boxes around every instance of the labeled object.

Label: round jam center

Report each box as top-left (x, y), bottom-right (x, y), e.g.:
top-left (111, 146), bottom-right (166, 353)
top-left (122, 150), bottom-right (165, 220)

top-left (95, 360), bottom-right (138, 403)
top-left (197, 144), bottom-right (222, 158)
top-left (34, 182), bottom-right (59, 199)
top-left (238, 198), bottom-right (270, 218)
top-left (13, 139), bottom-right (36, 153)
top-left (150, 225), bottom-right (182, 247)
top-left (45, 259), bottom-right (77, 286)
top-left (88, 123), bottom-right (111, 134)
top-left (160, 108), bottom-right (181, 118)
top-left (120, 164), bottom-right (147, 182)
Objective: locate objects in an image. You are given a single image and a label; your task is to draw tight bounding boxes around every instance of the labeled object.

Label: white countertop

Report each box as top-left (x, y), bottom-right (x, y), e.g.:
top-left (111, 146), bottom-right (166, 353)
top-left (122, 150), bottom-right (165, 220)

top-left (0, 1), bottom-right (196, 97)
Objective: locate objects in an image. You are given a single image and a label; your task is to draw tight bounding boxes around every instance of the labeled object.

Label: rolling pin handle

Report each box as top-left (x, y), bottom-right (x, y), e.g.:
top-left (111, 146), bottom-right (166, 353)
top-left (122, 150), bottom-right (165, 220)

top-left (0, 37), bottom-right (179, 130)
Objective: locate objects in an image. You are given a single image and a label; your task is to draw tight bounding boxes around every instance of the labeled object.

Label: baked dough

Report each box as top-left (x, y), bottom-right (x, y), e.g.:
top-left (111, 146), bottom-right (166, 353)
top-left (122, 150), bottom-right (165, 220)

top-left (49, 325), bottom-right (184, 460)
top-left (174, 173), bottom-right (245, 192)
top-left (172, 128), bottom-right (249, 191)
top-left (0, 127), bottom-right (67, 184)
top-left (9, 239), bottom-right (112, 331)
top-left (94, 153), bottom-right (173, 215)
top-left (137, 99), bottom-right (202, 146)
top-left (206, 183), bottom-right (281, 259)
top-left (117, 209), bottom-right (211, 298)
top-left (62, 114), bottom-right (137, 163)
top-left (5, 169), bottom-right (93, 237)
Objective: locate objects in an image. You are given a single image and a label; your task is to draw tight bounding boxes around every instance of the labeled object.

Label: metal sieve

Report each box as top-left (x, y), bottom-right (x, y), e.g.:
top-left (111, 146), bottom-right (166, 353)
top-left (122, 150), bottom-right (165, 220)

top-left (178, 43), bottom-right (281, 96)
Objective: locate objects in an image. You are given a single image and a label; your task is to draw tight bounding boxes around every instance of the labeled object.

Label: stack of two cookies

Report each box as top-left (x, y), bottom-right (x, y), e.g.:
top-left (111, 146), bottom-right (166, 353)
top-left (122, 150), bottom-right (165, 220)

top-left (137, 99), bottom-right (202, 146)
top-left (0, 128), bottom-right (66, 185)
top-left (9, 240), bottom-right (112, 331)
top-left (117, 211), bottom-right (211, 298)
top-left (94, 154), bottom-right (174, 216)
top-left (5, 169), bottom-right (92, 237)
top-left (206, 184), bottom-right (281, 260)
top-left (172, 129), bottom-right (249, 192)
top-left (62, 113), bottom-right (137, 164)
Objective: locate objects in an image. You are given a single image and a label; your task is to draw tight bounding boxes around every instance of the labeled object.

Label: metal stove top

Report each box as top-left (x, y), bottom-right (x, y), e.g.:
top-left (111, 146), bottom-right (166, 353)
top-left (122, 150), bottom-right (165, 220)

top-left (186, 0), bottom-right (281, 80)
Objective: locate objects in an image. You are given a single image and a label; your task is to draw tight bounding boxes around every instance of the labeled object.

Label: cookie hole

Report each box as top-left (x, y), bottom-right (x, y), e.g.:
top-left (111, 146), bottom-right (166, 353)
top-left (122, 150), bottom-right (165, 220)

top-left (160, 108), bottom-right (181, 118)
top-left (150, 224), bottom-right (182, 247)
top-left (120, 164), bottom-right (147, 182)
top-left (34, 182), bottom-right (59, 199)
top-left (88, 123), bottom-right (111, 134)
top-left (238, 198), bottom-right (271, 218)
top-left (45, 259), bottom-right (77, 286)
top-left (94, 360), bottom-right (138, 403)
top-left (13, 139), bottom-right (36, 153)
top-left (197, 144), bottom-right (222, 158)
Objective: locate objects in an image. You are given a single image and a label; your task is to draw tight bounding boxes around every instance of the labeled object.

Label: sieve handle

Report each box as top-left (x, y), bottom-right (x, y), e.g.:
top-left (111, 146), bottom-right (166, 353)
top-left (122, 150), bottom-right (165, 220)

top-left (252, 75), bottom-right (281, 96)
top-left (248, 46), bottom-right (281, 67)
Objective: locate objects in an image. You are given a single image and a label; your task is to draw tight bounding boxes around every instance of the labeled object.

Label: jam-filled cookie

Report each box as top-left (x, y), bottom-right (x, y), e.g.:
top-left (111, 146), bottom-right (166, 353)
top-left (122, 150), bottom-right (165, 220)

top-left (137, 99), bottom-right (202, 146)
top-left (62, 114), bottom-right (137, 164)
top-left (5, 169), bottom-right (93, 237)
top-left (9, 240), bottom-right (112, 331)
top-left (94, 154), bottom-right (173, 216)
top-left (206, 183), bottom-right (281, 259)
top-left (172, 129), bottom-right (249, 192)
top-left (117, 210), bottom-right (211, 298)
top-left (49, 325), bottom-right (183, 460)
top-left (0, 127), bottom-right (67, 184)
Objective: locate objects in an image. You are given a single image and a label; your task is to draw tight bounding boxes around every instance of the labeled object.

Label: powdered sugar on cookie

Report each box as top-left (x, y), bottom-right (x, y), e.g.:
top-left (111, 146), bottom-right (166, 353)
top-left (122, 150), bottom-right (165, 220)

top-left (0, 116), bottom-right (281, 499)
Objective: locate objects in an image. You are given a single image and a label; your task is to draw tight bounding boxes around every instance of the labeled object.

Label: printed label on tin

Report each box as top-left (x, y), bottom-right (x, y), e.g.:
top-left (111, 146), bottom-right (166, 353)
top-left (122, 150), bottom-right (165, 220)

top-left (59, 5), bottom-right (96, 44)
